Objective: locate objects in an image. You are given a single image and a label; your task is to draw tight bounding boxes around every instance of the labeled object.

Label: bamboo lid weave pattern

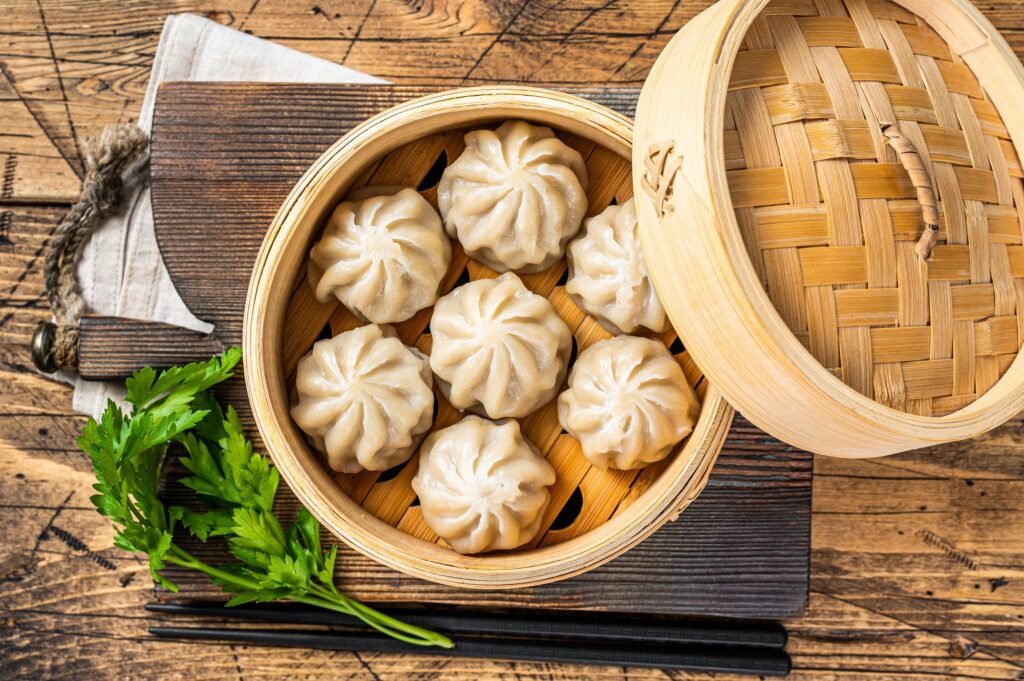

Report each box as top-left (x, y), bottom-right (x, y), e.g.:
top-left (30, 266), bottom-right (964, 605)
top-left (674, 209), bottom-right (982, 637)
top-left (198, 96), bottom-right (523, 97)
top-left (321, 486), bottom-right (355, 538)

top-left (725, 0), bottom-right (1024, 416)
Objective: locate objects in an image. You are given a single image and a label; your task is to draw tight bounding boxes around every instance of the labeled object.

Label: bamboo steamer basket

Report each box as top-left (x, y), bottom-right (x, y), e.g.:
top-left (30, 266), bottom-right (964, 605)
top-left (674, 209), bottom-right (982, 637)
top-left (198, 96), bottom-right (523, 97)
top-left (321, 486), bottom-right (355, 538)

top-left (245, 0), bottom-right (1024, 587)
top-left (634, 0), bottom-right (1024, 457)
top-left (245, 89), bottom-right (734, 588)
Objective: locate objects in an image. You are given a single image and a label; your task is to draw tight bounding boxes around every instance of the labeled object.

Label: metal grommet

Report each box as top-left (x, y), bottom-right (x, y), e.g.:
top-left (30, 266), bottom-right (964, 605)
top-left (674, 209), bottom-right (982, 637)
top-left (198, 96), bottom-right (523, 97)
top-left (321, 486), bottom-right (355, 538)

top-left (31, 321), bottom-right (58, 373)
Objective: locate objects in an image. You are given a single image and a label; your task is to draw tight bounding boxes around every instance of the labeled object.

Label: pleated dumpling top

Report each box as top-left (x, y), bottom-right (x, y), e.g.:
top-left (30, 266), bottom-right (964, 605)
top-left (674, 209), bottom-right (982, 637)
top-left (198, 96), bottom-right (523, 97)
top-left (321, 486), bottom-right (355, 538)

top-left (566, 198), bottom-right (668, 335)
top-left (438, 120), bottom-right (588, 273)
top-left (429, 272), bottom-right (572, 419)
top-left (412, 416), bottom-right (556, 554)
top-left (291, 324), bottom-right (434, 474)
top-left (558, 336), bottom-right (699, 470)
top-left (308, 188), bottom-right (451, 324)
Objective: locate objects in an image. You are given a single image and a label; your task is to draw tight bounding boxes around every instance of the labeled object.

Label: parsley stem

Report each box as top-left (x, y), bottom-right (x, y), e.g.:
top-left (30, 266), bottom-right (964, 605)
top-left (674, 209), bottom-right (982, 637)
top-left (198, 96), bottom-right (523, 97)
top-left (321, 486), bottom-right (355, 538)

top-left (299, 589), bottom-right (451, 648)
top-left (165, 546), bottom-right (262, 591)
top-left (305, 582), bottom-right (454, 648)
top-left (164, 546), bottom-right (453, 648)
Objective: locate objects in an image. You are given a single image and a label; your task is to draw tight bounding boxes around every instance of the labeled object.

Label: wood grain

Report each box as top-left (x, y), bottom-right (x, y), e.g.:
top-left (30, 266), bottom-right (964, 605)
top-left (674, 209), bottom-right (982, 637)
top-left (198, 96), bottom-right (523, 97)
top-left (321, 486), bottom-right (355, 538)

top-left (1, 1), bottom-right (1023, 678)
top-left (78, 315), bottom-right (225, 380)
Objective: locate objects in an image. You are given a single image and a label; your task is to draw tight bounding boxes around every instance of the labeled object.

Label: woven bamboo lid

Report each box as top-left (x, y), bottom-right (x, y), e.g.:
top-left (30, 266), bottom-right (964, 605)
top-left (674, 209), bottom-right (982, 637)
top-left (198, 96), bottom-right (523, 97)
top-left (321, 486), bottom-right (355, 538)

top-left (634, 0), bottom-right (1024, 457)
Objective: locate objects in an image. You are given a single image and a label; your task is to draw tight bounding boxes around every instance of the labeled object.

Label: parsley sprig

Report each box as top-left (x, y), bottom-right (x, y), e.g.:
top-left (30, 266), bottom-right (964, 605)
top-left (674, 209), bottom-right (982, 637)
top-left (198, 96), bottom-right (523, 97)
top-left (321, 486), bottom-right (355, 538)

top-left (79, 349), bottom-right (452, 648)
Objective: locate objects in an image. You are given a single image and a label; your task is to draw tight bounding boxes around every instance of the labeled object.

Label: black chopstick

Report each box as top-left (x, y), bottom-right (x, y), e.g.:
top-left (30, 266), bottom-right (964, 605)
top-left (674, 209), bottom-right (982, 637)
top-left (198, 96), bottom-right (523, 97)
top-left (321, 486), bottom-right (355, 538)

top-left (146, 601), bottom-right (787, 650)
top-left (150, 625), bottom-right (792, 675)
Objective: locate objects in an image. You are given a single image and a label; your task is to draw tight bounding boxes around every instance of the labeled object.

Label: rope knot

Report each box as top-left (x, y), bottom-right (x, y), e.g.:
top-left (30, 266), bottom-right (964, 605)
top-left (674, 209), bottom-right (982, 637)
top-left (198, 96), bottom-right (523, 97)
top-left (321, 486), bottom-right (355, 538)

top-left (33, 123), bottom-right (149, 373)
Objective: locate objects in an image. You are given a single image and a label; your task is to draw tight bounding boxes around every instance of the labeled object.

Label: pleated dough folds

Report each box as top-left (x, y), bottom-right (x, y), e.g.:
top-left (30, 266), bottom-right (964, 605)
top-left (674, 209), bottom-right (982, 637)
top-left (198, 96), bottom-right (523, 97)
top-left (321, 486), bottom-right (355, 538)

top-left (438, 120), bottom-right (588, 273)
top-left (291, 324), bottom-right (434, 474)
top-left (558, 336), bottom-right (699, 470)
top-left (429, 272), bottom-right (573, 419)
top-left (566, 198), bottom-right (668, 335)
top-left (308, 188), bottom-right (451, 324)
top-left (412, 415), bottom-right (556, 554)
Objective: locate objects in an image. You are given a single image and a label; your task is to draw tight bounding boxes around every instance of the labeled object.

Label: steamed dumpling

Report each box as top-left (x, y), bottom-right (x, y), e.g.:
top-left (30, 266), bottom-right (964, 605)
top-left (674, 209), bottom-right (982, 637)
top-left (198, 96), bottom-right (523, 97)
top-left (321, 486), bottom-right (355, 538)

top-left (291, 324), bottom-right (434, 474)
top-left (308, 188), bottom-right (451, 324)
top-left (438, 120), bottom-right (589, 273)
top-left (412, 415), bottom-right (556, 554)
top-left (430, 272), bottom-right (573, 418)
top-left (558, 336), bottom-right (699, 470)
top-left (566, 198), bottom-right (668, 335)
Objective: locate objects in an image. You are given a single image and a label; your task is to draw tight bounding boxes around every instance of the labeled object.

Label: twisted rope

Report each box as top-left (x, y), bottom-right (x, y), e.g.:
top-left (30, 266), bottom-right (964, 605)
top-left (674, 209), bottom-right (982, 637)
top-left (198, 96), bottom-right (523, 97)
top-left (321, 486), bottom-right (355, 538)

top-left (33, 123), bottom-right (149, 373)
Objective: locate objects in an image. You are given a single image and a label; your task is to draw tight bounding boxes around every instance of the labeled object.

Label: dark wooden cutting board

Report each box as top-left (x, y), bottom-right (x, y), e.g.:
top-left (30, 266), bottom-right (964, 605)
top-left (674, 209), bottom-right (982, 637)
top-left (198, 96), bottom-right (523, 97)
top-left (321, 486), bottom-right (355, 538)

top-left (79, 83), bottom-right (811, 620)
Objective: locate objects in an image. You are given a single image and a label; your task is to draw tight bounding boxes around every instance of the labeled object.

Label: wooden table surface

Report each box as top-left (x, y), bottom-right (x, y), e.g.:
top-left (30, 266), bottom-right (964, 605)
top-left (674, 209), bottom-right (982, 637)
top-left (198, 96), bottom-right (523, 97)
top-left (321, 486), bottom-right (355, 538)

top-left (1, 1), bottom-right (1023, 679)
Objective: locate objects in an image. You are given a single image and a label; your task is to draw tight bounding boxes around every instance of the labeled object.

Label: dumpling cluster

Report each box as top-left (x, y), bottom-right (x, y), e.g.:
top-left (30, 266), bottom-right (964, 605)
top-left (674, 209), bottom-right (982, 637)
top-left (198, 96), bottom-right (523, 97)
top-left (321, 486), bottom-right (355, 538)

top-left (558, 336), bottom-right (699, 470)
top-left (439, 120), bottom-right (589, 273)
top-left (429, 272), bottom-right (573, 419)
top-left (295, 119), bottom-right (707, 556)
top-left (291, 324), bottom-right (434, 474)
top-left (566, 198), bottom-right (668, 335)
top-left (412, 416), bottom-right (556, 554)
top-left (308, 188), bottom-right (451, 324)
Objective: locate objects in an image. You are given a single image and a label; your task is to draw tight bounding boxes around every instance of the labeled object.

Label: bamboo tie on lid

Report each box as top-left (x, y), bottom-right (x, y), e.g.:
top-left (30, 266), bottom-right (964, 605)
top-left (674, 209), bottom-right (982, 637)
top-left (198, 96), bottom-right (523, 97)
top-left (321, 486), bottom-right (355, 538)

top-left (634, 0), bottom-right (1024, 457)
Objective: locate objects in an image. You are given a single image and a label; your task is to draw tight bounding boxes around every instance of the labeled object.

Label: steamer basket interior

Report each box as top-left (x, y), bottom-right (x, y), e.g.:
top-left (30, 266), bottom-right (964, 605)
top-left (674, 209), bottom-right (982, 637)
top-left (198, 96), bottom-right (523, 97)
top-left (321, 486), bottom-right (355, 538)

top-left (285, 124), bottom-right (705, 550)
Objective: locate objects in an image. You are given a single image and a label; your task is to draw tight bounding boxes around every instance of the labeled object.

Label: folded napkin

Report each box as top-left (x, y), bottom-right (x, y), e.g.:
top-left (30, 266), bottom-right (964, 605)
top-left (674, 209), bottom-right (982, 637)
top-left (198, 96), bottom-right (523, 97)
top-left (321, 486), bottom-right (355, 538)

top-left (72, 14), bottom-right (383, 417)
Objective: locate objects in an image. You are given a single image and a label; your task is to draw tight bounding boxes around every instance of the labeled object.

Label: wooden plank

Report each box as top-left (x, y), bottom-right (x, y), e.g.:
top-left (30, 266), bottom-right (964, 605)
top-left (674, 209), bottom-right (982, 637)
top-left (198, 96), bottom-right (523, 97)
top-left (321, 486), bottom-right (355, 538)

top-left (0, 69), bottom-right (81, 202)
top-left (78, 315), bottom-right (225, 380)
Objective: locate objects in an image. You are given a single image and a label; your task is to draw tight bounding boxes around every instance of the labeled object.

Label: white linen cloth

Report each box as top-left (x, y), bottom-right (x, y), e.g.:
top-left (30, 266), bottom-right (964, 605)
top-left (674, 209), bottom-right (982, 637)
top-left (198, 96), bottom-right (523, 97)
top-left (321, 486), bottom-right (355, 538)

top-left (72, 14), bottom-right (382, 417)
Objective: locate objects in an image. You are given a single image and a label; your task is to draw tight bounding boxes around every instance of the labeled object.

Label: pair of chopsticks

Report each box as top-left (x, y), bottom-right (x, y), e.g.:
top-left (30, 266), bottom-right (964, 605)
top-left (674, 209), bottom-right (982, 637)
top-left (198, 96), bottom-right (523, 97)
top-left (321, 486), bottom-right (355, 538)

top-left (147, 602), bottom-right (791, 675)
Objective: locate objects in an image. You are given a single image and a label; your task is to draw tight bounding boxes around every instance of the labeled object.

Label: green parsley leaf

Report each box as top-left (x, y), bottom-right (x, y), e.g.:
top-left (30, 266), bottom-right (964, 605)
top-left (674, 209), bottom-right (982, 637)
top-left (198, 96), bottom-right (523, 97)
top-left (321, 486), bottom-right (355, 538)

top-left (229, 506), bottom-right (288, 559)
